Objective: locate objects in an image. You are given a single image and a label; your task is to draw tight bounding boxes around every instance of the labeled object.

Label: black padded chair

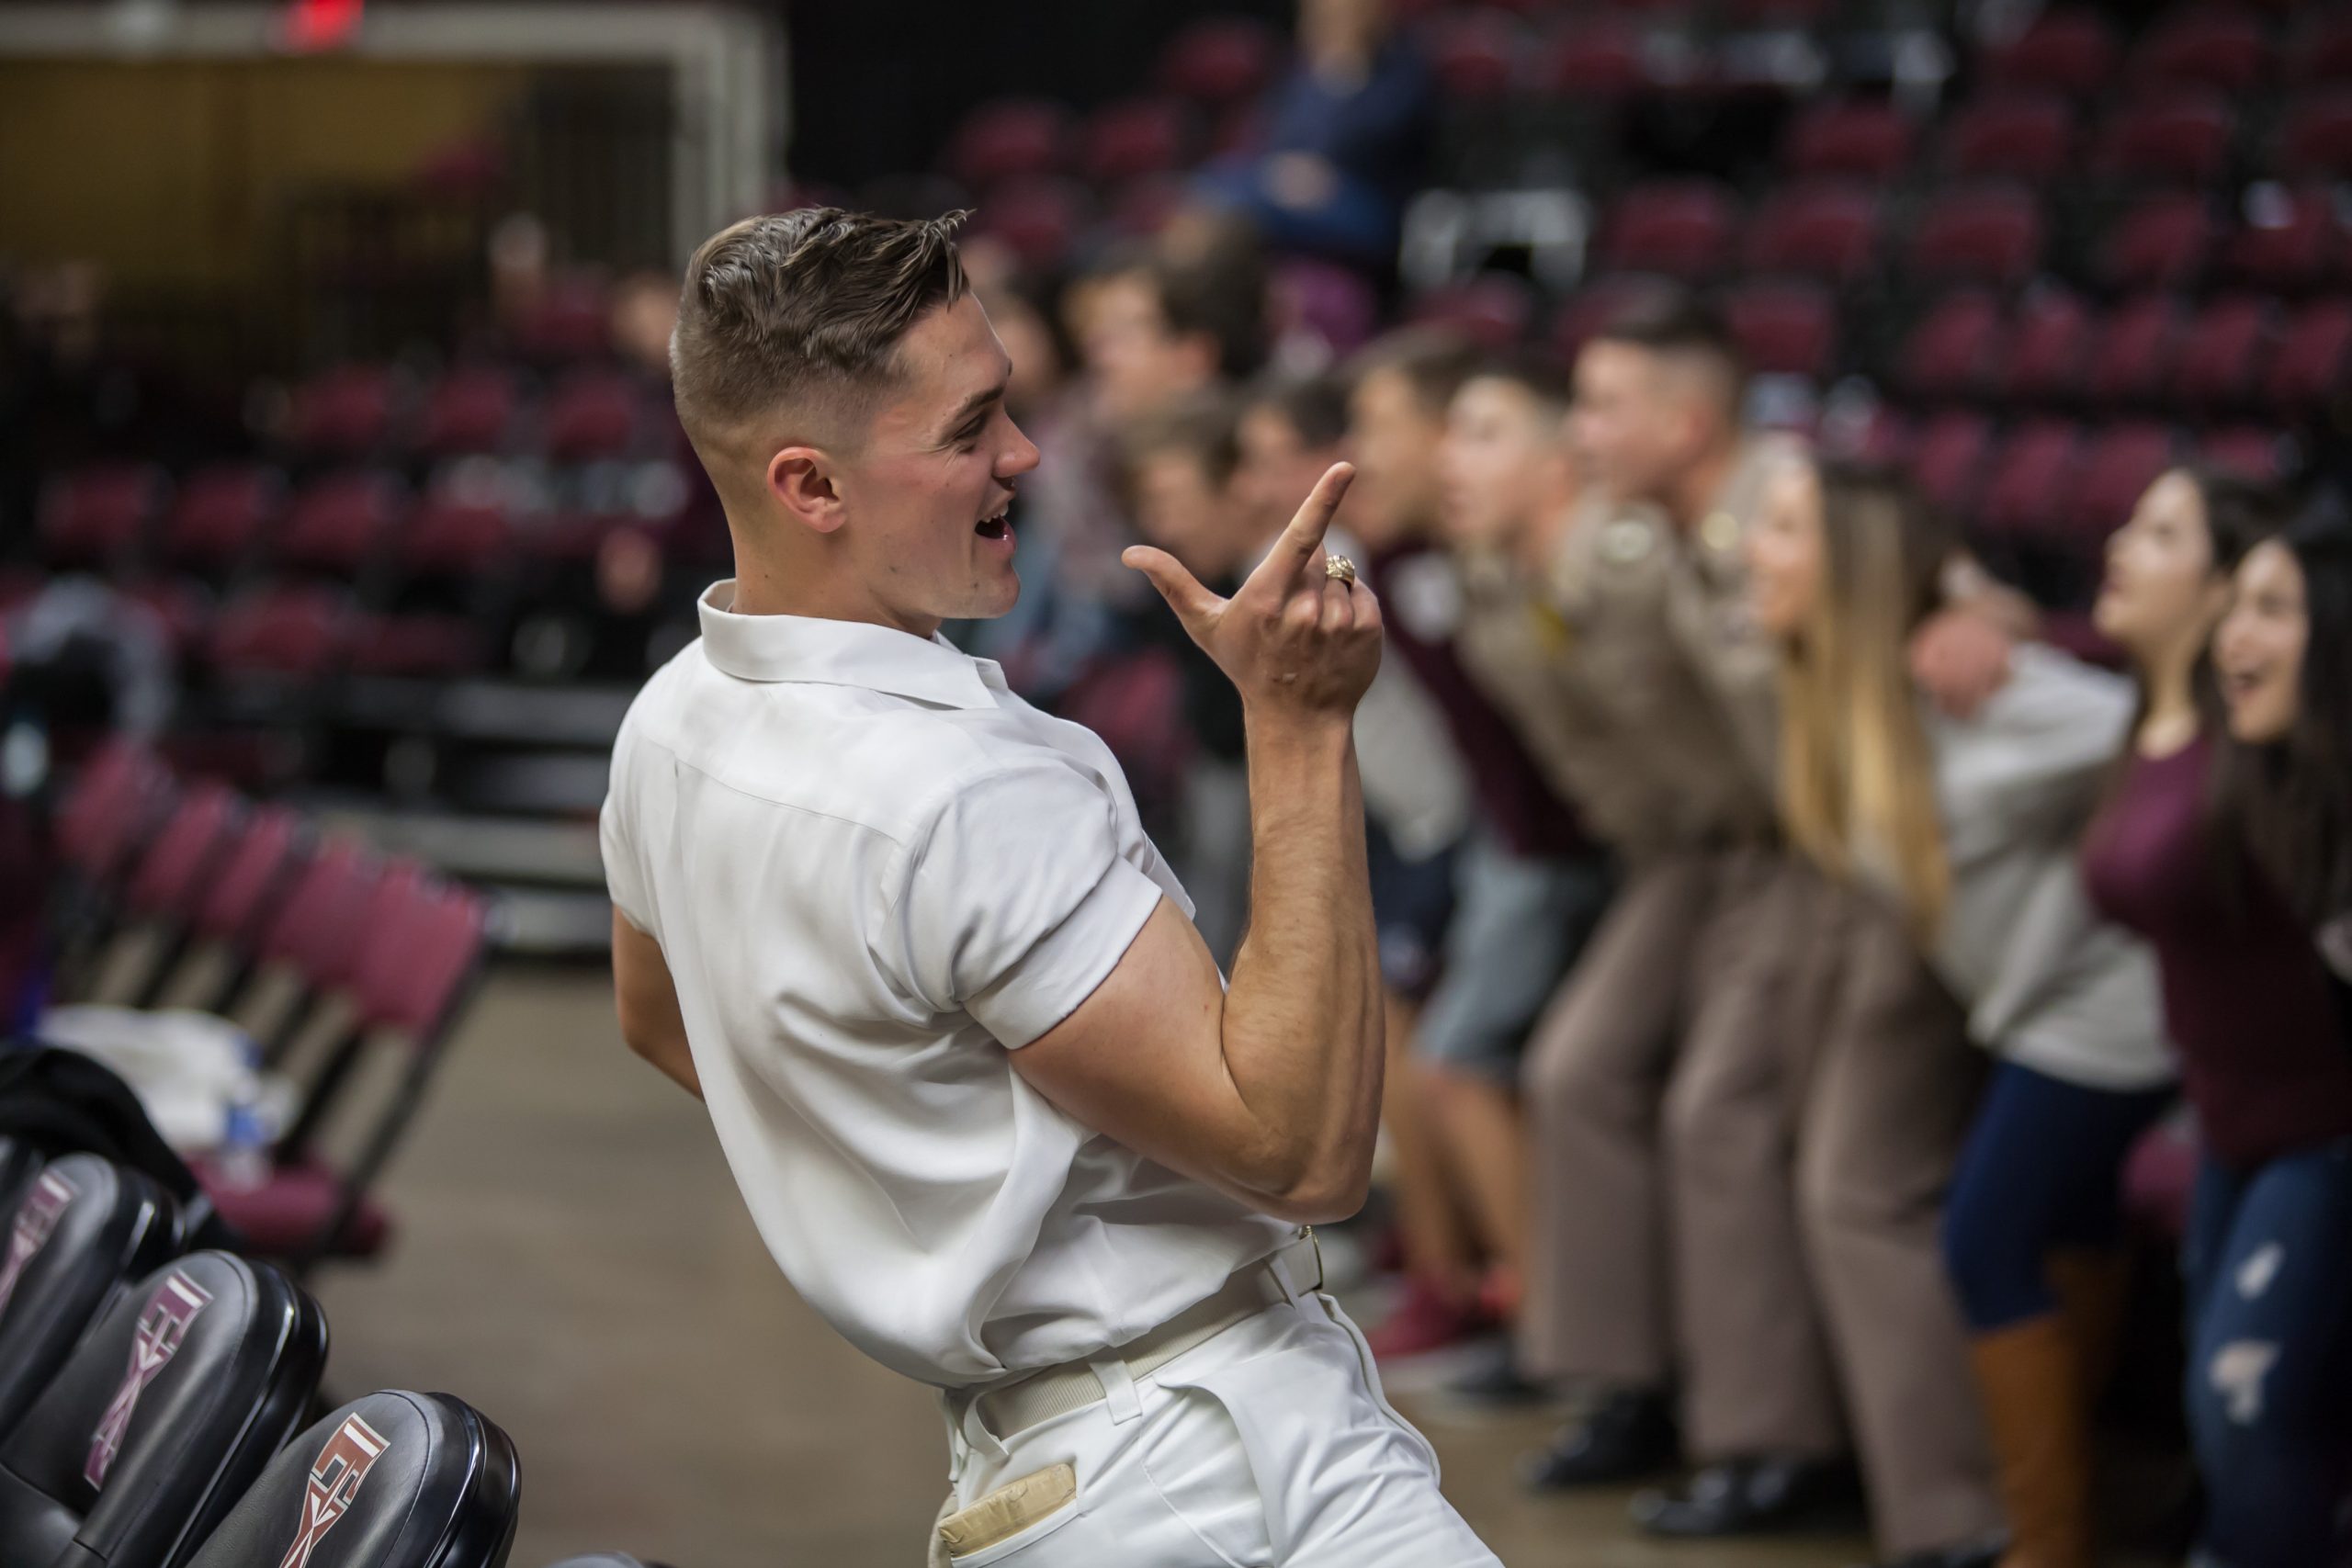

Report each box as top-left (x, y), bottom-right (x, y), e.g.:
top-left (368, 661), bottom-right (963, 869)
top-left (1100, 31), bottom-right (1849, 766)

top-left (0, 1155), bottom-right (180, 1437)
top-left (0, 1248), bottom-right (326, 1568)
top-left (182, 1391), bottom-right (519, 1568)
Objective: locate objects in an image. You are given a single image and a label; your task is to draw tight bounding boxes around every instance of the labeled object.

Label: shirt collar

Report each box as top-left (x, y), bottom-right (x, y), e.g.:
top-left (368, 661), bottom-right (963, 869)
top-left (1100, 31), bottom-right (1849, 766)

top-left (695, 581), bottom-right (1000, 709)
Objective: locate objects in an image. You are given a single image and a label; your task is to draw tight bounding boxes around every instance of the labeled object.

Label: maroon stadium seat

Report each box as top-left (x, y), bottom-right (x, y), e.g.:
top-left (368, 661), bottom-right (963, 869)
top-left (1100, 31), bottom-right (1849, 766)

top-left (1550, 276), bottom-right (1679, 361)
top-left (39, 465), bottom-right (165, 570)
top-left (2170, 296), bottom-right (2271, 408)
top-left (1744, 182), bottom-right (1882, 282)
top-left (1408, 275), bottom-right (1536, 348)
top-left (2069, 423), bottom-right (2177, 541)
top-left (1983, 11), bottom-right (2120, 96)
top-left (2265, 297), bottom-right (2352, 411)
top-left (2086, 293), bottom-right (2186, 407)
top-left (2219, 186), bottom-right (2340, 288)
top-left (189, 805), bottom-right (308, 950)
top-left (1781, 99), bottom-right (1916, 180)
top-left (2127, 7), bottom-right (2270, 94)
top-left (542, 369), bottom-right (646, 463)
top-left (2277, 91), bottom-right (2352, 176)
top-left (53, 741), bottom-right (175, 885)
top-left (207, 587), bottom-right (353, 678)
top-left (1080, 98), bottom-right (1191, 185)
top-left (121, 782), bottom-right (243, 923)
top-left (1982, 419), bottom-right (2086, 540)
top-left (1723, 281), bottom-right (1837, 378)
top-left (2092, 93), bottom-right (2236, 185)
top-left (1899, 291), bottom-right (2003, 399)
top-left (2098, 193), bottom-right (2215, 289)
top-left (1909, 186), bottom-right (2043, 287)
top-left (1159, 17), bottom-right (1280, 103)
top-left (1540, 15), bottom-right (1647, 97)
top-left (119, 580), bottom-right (212, 658)
top-left (163, 464), bottom-right (286, 573)
top-left (946, 98), bottom-right (1070, 189)
top-left (276, 469), bottom-right (407, 577)
top-left (1942, 95), bottom-right (2075, 185)
top-left (285, 364), bottom-right (398, 458)
top-left (2002, 289), bottom-right (2096, 401)
top-left (402, 497), bottom-right (515, 578)
top-left (972, 178), bottom-right (1086, 272)
top-left (1602, 180), bottom-right (1740, 279)
top-left (347, 614), bottom-right (487, 678)
top-left (1907, 410), bottom-right (1995, 521)
top-left (2291, 13), bottom-right (2352, 84)
top-left (414, 365), bottom-right (520, 457)
top-left (512, 275), bottom-right (610, 362)
top-left (1425, 10), bottom-right (1522, 100)
top-left (2199, 425), bottom-right (2290, 480)
top-left (254, 837), bottom-right (385, 998)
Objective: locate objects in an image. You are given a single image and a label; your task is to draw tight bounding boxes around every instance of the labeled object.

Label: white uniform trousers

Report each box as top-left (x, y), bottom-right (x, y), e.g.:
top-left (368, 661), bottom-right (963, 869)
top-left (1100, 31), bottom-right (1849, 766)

top-left (930, 1288), bottom-right (1500, 1567)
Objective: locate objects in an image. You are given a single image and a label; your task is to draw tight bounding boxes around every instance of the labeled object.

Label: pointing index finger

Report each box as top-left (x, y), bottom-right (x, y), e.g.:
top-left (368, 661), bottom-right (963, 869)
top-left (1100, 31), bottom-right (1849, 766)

top-left (1251, 462), bottom-right (1356, 591)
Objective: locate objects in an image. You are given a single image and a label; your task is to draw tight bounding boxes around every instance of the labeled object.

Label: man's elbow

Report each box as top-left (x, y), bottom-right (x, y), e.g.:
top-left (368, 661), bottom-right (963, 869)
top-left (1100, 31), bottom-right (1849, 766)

top-left (1258, 1156), bottom-right (1374, 1227)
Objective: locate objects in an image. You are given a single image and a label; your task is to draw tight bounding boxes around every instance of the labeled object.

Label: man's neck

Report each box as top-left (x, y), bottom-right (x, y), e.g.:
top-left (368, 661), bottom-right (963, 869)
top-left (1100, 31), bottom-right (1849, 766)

top-left (727, 551), bottom-right (939, 640)
top-left (1663, 438), bottom-right (1740, 532)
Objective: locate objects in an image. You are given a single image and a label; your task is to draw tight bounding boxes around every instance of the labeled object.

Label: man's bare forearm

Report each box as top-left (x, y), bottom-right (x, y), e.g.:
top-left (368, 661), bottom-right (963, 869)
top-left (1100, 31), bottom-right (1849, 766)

top-left (1218, 711), bottom-right (1384, 1218)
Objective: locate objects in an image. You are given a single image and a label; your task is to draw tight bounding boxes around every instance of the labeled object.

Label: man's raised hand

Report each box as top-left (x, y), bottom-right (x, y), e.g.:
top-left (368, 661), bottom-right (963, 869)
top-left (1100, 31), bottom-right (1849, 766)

top-left (1123, 462), bottom-right (1381, 722)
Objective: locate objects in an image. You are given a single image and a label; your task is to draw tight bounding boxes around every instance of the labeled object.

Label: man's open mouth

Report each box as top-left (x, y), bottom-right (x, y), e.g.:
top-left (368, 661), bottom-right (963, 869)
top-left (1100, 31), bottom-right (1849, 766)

top-left (977, 518), bottom-right (1009, 540)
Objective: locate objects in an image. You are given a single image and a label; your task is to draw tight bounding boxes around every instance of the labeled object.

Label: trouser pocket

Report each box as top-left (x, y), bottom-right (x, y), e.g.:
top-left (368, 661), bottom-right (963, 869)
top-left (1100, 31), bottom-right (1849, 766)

top-left (936, 1463), bottom-right (1081, 1566)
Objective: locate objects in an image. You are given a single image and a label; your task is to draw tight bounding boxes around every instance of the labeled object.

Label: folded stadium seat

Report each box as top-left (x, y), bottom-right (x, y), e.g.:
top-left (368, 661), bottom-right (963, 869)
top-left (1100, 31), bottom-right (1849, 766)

top-left (1159, 17), bottom-right (1280, 105)
top-left (2218, 185), bottom-right (2341, 290)
top-left (969, 178), bottom-right (1088, 274)
top-left (1550, 276), bottom-right (1679, 361)
top-left (2199, 424), bottom-right (2292, 479)
top-left (346, 615), bottom-right (486, 680)
top-left (52, 741), bottom-right (176, 891)
top-left (1780, 98), bottom-right (1915, 181)
top-left (1909, 185), bottom-right (2043, 288)
top-left (2125, 6), bottom-right (2270, 96)
top-left (112, 782), bottom-right (245, 1008)
top-left (2290, 12), bottom-right (2352, 85)
top-left (1940, 94), bottom-right (2075, 186)
top-left (2091, 92), bottom-right (2236, 186)
top-left (1600, 179), bottom-right (1740, 280)
top-left (1742, 181), bottom-right (1882, 283)
top-left (1424, 9), bottom-right (1522, 101)
top-left (184, 805), bottom-right (311, 1016)
top-left (206, 587), bottom-right (355, 681)
top-left (415, 367), bottom-right (522, 459)
top-left (286, 365), bottom-right (401, 462)
top-left (512, 276), bottom-right (610, 364)
top-left (403, 497), bottom-right (516, 583)
top-left (0, 1249), bottom-right (324, 1568)
top-left (161, 464), bottom-right (288, 579)
top-left (1905, 409), bottom-right (1996, 523)
top-left (1979, 418), bottom-right (2085, 544)
top-left (2264, 296), bottom-right (2352, 412)
top-left (2097, 191), bottom-right (2215, 290)
top-left (2085, 293), bottom-right (2186, 408)
top-left (1981, 10), bottom-right (2120, 96)
top-left (2067, 422), bottom-right (2177, 545)
top-left (2169, 295), bottom-right (2272, 411)
top-left (1406, 274), bottom-right (1535, 348)
top-left (232, 836), bottom-right (386, 1067)
top-left (38, 464), bottom-right (166, 573)
top-left (1897, 291), bottom-right (2004, 400)
top-left (2275, 90), bottom-right (2352, 177)
top-left (1080, 97), bottom-right (1192, 186)
top-left (1723, 280), bottom-right (1837, 378)
top-left (541, 371), bottom-right (646, 467)
top-left (201, 863), bottom-right (491, 1269)
top-left (1998, 288), bottom-right (2095, 403)
top-left (181, 1391), bottom-right (518, 1568)
top-left (944, 98), bottom-right (1070, 190)
top-left (1539, 14), bottom-right (1648, 100)
top-left (277, 469), bottom-right (409, 582)
top-left (0, 1156), bottom-right (180, 1438)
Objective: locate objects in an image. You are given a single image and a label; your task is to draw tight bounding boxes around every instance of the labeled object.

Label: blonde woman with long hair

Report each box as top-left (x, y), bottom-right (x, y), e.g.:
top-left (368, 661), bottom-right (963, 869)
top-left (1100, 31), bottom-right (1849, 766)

top-left (1748, 461), bottom-right (2175, 1568)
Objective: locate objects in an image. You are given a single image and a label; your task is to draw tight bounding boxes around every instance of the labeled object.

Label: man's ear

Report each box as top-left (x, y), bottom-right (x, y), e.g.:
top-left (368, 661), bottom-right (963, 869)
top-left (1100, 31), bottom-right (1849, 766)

top-left (767, 446), bottom-right (848, 536)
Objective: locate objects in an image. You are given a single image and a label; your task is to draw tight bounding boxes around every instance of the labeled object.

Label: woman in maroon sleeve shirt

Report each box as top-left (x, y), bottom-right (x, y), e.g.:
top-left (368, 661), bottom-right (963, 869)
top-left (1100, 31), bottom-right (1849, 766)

top-left (2078, 471), bottom-right (2352, 1568)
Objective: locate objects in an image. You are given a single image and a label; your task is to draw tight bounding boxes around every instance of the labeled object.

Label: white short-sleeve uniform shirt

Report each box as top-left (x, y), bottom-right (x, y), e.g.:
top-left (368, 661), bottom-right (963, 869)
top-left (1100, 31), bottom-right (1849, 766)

top-left (600, 582), bottom-right (1291, 1389)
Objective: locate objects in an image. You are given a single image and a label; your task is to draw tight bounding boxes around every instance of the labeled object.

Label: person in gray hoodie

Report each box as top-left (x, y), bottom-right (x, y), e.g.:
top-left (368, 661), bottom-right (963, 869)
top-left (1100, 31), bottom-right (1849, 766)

top-left (1747, 459), bottom-right (2177, 1568)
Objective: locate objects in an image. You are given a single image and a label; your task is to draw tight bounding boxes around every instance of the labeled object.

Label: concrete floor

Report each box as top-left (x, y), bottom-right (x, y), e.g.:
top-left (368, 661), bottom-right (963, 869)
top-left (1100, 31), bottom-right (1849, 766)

top-left (311, 964), bottom-right (1888, 1568)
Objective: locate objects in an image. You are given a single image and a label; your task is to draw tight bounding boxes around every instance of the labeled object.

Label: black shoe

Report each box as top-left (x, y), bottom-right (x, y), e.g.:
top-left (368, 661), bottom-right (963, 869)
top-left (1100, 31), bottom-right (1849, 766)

top-left (1855, 1534), bottom-right (2007, 1568)
top-left (1441, 1341), bottom-right (1558, 1410)
top-left (1517, 1387), bottom-right (1678, 1491)
top-left (1629, 1455), bottom-right (1860, 1538)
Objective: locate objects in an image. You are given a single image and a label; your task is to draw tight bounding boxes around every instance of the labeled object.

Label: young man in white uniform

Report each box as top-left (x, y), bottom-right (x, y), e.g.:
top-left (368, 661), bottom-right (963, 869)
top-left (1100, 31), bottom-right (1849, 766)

top-left (600, 209), bottom-right (1499, 1567)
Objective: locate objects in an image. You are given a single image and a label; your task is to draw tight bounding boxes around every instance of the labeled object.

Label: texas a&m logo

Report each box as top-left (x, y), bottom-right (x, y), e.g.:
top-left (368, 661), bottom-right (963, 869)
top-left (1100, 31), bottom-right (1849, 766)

top-left (277, 1412), bottom-right (390, 1568)
top-left (0, 1170), bottom-right (76, 1317)
top-left (85, 1270), bottom-right (212, 1488)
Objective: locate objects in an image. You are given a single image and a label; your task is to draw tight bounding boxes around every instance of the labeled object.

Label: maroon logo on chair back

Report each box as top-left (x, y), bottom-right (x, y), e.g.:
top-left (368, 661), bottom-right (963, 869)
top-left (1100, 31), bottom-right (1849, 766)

top-left (276, 1412), bottom-right (390, 1568)
top-left (84, 1269), bottom-right (212, 1488)
top-left (0, 1171), bottom-right (76, 1317)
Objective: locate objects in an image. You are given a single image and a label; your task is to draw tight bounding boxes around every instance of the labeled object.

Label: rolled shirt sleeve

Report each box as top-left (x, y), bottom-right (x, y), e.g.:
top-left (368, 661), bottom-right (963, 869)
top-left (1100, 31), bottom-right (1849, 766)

top-left (886, 761), bottom-right (1169, 1048)
top-left (599, 773), bottom-right (655, 937)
